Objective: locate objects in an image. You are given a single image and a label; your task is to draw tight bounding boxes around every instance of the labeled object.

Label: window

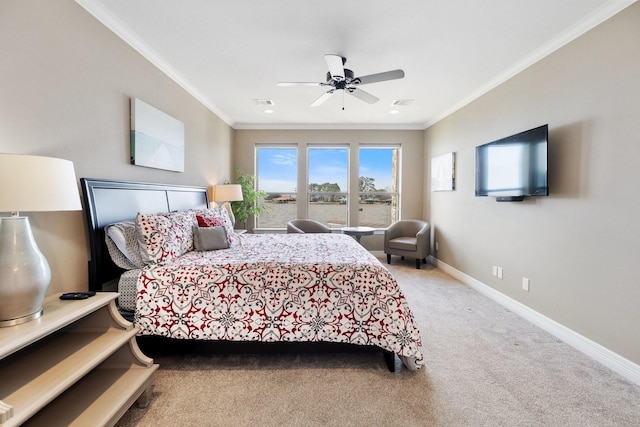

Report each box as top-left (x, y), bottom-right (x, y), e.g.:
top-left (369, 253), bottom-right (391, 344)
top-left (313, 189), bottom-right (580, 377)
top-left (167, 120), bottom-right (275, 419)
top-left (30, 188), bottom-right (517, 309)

top-left (358, 147), bottom-right (399, 227)
top-left (254, 143), bottom-right (401, 229)
top-left (308, 147), bottom-right (348, 227)
top-left (255, 146), bottom-right (297, 228)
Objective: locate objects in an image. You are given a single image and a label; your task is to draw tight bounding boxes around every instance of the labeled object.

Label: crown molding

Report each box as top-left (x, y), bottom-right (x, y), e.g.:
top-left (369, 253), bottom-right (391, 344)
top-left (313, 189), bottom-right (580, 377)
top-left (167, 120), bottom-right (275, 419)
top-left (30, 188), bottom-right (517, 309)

top-left (422, 0), bottom-right (637, 129)
top-left (76, 0), bottom-right (635, 131)
top-left (232, 122), bottom-right (427, 131)
top-left (75, 0), bottom-right (234, 127)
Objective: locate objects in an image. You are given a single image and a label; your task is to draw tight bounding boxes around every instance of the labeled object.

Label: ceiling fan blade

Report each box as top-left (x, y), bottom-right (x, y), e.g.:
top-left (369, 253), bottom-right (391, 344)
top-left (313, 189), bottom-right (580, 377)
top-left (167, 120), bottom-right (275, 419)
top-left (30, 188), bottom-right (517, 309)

top-left (310, 90), bottom-right (335, 107)
top-left (277, 81), bottom-right (327, 87)
top-left (354, 69), bottom-right (405, 85)
top-left (325, 54), bottom-right (345, 81)
top-left (348, 87), bottom-right (379, 104)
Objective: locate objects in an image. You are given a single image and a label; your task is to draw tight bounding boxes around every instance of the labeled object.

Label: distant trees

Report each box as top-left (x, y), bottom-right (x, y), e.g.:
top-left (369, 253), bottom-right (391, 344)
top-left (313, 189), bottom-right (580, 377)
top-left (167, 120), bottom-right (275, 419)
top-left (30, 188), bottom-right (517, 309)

top-left (308, 177), bottom-right (381, 193)
top-left (307, 177), bottom-right (381, 203)
top-left (309, 182), bottom-right (341, 193)
top-left (359, 176), bottom-right (376, 192)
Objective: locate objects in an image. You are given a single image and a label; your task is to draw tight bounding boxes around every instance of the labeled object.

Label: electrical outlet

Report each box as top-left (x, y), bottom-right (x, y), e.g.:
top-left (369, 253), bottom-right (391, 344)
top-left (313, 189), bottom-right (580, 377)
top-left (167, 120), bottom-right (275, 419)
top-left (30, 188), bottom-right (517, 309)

top-left (492, 266), bottom-right (498, 276)
top-left (522, 277), bottom-right (530, 291)
top-left (435, 241), bottom-right (439, 251)
top-left (497, 267), bottom-right (503, 279)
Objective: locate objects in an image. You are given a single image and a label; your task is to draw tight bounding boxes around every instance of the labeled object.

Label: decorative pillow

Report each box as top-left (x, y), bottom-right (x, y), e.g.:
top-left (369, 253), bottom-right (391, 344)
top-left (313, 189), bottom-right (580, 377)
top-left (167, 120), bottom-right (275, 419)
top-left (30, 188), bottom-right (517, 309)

top-left (136, 210), bottom-right (196, 264)
top-left (105, 230), bottom-right (137, 270)
top-left (193, 226), bottom-right (230, 251)
top-left (193, 207), bottom-right (236, 244)
top-left (105, 221), bottom-right (145, 269)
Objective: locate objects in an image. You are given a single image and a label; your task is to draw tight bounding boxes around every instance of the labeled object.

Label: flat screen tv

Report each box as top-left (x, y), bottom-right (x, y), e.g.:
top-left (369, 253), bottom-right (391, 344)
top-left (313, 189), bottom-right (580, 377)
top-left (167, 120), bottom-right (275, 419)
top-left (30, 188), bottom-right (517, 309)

top-left (475, 124), bottom-right (548, 202)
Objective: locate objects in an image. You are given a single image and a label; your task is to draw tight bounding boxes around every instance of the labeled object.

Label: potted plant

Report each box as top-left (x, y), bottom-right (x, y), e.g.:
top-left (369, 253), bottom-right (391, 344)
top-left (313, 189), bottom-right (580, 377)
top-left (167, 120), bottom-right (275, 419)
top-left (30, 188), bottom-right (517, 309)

top-left (230, 168), bottom-right (270, 228)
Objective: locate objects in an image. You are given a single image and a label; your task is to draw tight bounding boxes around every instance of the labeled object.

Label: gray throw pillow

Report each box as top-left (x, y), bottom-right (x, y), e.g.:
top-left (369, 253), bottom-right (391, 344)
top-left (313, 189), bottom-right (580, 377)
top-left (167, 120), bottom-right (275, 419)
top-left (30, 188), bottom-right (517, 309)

top-left (193, 226), bottom-right (230, 251)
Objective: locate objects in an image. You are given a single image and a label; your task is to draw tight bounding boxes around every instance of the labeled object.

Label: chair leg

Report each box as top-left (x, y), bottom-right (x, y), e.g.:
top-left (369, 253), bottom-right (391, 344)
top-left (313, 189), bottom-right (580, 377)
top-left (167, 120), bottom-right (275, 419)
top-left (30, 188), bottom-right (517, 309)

top-left (386, 254), bottom-right (391, 264)
top-left (415, 258), bottom-right (420, 269)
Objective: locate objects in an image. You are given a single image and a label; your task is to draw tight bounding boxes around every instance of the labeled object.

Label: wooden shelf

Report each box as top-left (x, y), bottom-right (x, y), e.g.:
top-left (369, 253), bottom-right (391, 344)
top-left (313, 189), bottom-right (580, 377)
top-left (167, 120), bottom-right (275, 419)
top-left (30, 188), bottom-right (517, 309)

top-left (0, 293), bottom-right (157, 427)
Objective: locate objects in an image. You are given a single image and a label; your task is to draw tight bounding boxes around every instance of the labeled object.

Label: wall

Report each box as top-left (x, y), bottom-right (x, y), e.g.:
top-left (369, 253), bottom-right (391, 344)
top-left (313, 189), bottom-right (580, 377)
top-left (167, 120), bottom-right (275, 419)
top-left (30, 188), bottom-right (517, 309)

top-left (234, 129), bottom-right (424, 249)
top-left (425, 4), bottom-right (640, 364)
top-left (0, 0), bottom-right (233, 295)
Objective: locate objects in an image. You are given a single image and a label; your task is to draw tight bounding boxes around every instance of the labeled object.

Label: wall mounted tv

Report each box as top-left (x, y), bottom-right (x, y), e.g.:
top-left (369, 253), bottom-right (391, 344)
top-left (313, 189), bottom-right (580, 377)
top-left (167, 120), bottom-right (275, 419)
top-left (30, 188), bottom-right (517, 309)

top-left (475, 124), bottom-right (548, 202)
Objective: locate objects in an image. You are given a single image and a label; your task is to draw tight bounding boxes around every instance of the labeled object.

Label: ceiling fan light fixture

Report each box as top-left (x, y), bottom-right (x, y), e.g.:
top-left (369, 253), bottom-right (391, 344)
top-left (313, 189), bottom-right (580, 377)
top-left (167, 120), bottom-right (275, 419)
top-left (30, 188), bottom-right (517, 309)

top-left (279, 55), bottom-right (405, 108)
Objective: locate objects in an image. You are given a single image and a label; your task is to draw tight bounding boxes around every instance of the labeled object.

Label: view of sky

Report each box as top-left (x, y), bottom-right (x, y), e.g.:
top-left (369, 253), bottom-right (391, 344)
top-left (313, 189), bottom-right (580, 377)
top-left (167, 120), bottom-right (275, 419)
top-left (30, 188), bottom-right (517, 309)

top-left (359, 148), bottom-right (394, 191)
top-left (257, 148), bottom-right (297, 192)
top-left (257, 147), bottom-right (395, 193)
top-left (309, 148), bottom-right (348, 191)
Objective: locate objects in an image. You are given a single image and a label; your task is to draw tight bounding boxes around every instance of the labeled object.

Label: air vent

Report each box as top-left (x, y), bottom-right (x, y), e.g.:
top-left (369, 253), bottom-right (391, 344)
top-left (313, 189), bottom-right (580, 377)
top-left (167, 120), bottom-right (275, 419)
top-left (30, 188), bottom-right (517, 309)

top-left (390, 99), bottom-right (414, 107)
top-left (253, 99), bottom-right (274, 106)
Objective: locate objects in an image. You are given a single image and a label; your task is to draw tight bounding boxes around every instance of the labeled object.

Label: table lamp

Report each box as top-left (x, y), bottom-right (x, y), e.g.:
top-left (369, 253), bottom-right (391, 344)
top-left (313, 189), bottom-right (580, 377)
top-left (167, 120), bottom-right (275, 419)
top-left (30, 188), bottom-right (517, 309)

top-left (211, 184), bottom-right (243, 226)
top-left (0, 153), bottom-right (82, 327)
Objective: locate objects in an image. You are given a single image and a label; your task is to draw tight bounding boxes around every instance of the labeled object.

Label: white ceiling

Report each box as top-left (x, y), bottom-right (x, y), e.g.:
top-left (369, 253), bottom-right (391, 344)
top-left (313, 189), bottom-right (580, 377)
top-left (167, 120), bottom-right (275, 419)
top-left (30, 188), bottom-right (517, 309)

top-left (76, 0), bottom-right (634, 130)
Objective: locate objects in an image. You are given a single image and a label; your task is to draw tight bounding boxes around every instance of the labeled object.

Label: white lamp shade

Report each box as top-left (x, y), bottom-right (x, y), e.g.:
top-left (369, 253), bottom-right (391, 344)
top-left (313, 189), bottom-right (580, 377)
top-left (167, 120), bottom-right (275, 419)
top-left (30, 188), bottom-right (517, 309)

top-left (0, 154), bottom-right (80, 326)
top-left (0, 154), bottom-right (82, 213)
top-left (212, 184), bottom-right (243, 202)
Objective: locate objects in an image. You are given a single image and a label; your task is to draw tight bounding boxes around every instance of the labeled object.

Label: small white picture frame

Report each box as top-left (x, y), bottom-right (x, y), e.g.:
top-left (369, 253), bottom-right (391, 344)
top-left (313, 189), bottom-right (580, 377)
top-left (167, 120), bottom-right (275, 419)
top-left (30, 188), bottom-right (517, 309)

top-left (431, 152), bottom-right (455, 191)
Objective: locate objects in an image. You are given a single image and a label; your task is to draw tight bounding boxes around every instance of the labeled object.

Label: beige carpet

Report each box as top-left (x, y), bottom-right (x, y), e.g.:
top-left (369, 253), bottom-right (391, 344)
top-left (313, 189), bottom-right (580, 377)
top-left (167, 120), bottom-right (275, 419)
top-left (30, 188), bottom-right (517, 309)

top-left (116, 258), bottom-right (640, 427)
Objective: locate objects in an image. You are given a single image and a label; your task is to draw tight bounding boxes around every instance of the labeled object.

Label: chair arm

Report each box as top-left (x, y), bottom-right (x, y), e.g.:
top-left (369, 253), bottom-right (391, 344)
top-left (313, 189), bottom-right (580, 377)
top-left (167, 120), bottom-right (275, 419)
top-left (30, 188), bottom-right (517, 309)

top-left (383, 224), bottom-right (399, 252)
top-left (416, 222), bottom-right (430, 238)
top-left (415, 223), bottom-right (430, 257)
top-left (286, 223), bottom-right (303, 233)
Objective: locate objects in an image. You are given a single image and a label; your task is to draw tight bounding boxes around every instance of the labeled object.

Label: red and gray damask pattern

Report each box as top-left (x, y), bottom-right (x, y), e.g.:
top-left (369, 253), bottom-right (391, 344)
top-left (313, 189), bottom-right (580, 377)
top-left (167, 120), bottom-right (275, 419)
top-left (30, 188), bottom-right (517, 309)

top-left (136, 210), bottom-right (196, 264)
top-left (135, 207), bottom-right (236, 265)
top-left (134, 233), bottom-right (424, 369)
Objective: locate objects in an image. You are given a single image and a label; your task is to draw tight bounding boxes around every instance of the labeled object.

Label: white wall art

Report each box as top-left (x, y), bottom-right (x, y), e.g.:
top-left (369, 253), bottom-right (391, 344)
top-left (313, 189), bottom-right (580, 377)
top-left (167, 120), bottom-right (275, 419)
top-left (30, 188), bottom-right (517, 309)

top-left (431, 152), bottom-right (455, 191)
top-left (130, 98), bottom-right (184, 172)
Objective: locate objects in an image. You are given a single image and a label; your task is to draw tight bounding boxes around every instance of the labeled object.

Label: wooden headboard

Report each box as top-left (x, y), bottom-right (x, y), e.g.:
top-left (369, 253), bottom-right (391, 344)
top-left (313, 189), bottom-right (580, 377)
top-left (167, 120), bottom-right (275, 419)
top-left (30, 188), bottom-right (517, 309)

top-left (80, 178), bottom-right (209, 291)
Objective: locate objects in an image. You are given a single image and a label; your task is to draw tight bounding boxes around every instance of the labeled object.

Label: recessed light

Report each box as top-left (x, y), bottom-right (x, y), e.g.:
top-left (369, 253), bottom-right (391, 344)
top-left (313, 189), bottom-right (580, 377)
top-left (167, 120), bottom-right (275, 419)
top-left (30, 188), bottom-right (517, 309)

top-left (389, 110), bottom-right (400, 114)
top-left (391, 99), bottom-right (414, 107)
top-left (263, 109), bottom-right (274, 114)
top-left (253, 99), bottom-right (274, 106)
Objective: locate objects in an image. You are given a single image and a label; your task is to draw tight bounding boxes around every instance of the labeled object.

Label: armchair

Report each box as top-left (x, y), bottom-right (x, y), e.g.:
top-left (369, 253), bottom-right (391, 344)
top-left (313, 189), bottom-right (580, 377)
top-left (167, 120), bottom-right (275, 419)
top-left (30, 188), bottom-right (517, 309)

top-left (384, 220), bottom-right (430, 269)
top-left (287, 219), bottom-right (332, 234)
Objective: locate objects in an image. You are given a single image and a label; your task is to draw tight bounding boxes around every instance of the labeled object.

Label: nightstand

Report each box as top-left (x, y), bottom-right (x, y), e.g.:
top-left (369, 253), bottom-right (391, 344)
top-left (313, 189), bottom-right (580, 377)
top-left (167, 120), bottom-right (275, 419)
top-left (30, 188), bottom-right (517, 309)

top-left (0, 292), bottom-right (158, 426)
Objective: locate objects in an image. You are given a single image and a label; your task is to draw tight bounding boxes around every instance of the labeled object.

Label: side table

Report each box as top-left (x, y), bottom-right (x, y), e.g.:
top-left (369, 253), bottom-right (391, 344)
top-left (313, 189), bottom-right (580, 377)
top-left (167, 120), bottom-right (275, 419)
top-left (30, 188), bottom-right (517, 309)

top-left (341, 226), bottom-right (375, 244)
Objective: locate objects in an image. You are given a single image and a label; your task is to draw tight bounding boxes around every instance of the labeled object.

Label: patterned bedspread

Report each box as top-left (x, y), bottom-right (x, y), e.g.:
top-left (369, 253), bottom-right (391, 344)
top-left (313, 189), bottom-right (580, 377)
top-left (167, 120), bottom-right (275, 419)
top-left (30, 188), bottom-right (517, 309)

top-left (134, 233), bottom-right (424, 369)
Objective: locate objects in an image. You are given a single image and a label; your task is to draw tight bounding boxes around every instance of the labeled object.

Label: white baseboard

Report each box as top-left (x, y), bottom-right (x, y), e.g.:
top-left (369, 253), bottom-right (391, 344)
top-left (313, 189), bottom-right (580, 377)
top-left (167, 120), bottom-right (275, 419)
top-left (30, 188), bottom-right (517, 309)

top-left (431, 256), bottom-right (640, 387)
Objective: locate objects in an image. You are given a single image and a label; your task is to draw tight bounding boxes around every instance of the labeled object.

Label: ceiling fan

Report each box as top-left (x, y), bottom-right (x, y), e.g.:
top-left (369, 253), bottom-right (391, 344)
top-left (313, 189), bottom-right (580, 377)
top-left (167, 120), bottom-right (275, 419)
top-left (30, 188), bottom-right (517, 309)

top-left (277, 54), bottom-right (405, 107)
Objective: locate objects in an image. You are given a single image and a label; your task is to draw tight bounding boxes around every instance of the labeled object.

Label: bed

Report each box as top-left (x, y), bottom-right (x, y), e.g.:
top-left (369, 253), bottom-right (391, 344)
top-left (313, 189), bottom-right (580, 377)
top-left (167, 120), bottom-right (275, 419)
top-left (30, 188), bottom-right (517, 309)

top-left (81, 178), bottom-right (424, 371)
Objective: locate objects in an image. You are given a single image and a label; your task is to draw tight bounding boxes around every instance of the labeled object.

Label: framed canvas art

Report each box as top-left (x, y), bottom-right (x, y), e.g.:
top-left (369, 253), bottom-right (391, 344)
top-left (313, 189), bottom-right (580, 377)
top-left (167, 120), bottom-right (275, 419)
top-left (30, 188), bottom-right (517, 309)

top-left (130, 98), bottom-right (184, 172)
top-left (431, 152), bottom-right (455, 191)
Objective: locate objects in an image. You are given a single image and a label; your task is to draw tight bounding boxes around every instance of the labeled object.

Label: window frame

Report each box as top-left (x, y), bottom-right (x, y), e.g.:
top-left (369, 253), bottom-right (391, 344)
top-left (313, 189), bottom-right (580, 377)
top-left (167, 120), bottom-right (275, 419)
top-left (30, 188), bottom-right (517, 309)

top-left (255, 144), bottom-right (299, 230)
top-left (357, 145), bottom-right (401, 228)
top-left (253, 142), bottom-right (402, 230)
top-left (306, 144), bottom-right (350, 227)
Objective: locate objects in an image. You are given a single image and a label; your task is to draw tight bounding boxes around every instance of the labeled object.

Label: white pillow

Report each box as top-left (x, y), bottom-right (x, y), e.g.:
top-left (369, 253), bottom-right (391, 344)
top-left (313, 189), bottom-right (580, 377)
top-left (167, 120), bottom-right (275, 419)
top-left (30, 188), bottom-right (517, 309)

top-left (105, 221), bottom-right (145, 268)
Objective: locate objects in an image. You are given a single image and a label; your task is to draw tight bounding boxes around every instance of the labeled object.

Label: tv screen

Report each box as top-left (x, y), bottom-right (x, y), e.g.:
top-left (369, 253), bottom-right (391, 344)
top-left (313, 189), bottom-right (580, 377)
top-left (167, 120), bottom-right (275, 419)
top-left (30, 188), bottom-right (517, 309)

top-left (475, 124), bottom-right (548, 201)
